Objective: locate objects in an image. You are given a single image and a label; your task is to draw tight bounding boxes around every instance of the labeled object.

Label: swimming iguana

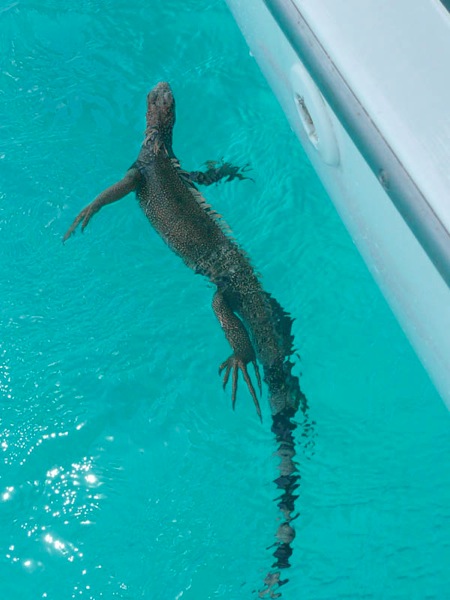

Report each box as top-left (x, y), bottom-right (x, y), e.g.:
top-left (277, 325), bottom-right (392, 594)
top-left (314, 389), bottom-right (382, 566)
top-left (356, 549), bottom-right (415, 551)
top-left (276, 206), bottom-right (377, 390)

top-left (64, 82), bottom-right (310, 597)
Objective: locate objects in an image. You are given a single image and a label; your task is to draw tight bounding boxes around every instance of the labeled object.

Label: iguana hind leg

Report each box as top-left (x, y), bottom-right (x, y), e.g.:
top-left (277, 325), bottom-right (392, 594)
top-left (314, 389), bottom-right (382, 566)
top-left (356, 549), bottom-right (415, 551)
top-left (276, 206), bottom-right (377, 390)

top-left (212, 290), bottom-right (262, 420)
top-left (189, 159), bottom-right (253, 186)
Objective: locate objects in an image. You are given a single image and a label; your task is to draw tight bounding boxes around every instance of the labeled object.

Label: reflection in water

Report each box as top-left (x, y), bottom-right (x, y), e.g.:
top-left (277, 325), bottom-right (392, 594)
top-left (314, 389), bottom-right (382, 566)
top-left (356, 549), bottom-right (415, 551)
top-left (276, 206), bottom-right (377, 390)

top-left (1, 453), bottom-right (101, 573)
top-left (2, 486), bottom-right (14, 501)
top-left (43, 531), bottom-right (83, 561)
top-left (0, 359), bottom-right (13, 401)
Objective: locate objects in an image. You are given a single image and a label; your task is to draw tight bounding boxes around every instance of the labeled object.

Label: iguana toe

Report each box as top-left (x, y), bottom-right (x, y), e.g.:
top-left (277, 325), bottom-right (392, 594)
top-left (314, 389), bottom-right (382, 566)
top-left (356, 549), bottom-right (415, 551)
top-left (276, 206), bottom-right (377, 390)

top-left (63, 206), bottom-right (96, 241)
top-left (63, 210), bottom-right (86, 241)
top-left (219, 356), bottom-right (262, 421)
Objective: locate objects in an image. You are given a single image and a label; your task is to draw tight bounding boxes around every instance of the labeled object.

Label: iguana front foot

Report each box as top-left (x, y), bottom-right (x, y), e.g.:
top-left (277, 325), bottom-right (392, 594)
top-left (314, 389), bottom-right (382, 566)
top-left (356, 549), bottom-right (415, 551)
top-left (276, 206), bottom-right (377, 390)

top-left (189, 159), bottom-right (254, 186)
top-left (63, 169), bottom-right (140, 242)
top-left (63, 203), bottom-right (98, 241)
top-left (219, 355), bottom-right (262, 420)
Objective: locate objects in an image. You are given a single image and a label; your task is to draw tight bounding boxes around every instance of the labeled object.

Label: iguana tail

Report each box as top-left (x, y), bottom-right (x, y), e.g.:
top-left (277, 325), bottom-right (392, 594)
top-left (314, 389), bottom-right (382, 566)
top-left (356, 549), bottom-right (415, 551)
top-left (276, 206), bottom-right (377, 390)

top-left (257, 295), bottom-right (313, 598)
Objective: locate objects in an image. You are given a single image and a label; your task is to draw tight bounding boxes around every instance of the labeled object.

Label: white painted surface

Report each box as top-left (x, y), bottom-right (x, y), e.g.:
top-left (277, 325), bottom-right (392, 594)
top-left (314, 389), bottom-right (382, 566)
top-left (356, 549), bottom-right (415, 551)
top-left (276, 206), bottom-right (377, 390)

top-left (294, 0), bottom-right (450, 234)
top-left (225, 0), bottom-right (450, 409)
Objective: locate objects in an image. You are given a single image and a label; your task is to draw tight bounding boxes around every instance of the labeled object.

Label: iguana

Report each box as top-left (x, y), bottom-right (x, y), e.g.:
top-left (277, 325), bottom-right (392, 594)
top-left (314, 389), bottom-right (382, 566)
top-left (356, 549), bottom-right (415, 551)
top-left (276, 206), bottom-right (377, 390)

top-left (64, 82), bottom-right (311, 597)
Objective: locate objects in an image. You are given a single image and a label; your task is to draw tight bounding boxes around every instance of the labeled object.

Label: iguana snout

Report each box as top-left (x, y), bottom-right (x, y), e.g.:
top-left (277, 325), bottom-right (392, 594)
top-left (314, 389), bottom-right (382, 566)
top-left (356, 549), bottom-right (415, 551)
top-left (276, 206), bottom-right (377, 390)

top-left (146, 81), bottom-right (176, 132)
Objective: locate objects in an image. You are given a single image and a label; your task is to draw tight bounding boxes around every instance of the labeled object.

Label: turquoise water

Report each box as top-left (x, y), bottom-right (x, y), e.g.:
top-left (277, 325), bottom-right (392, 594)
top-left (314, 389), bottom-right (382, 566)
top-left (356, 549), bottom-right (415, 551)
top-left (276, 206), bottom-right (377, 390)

top-left (1, 1), bottom-right (450, 598)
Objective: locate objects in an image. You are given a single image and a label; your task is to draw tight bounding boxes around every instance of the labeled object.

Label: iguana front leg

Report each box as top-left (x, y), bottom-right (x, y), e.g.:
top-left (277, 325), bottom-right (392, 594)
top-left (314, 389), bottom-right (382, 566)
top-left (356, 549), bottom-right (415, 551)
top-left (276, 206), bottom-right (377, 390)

top-left (212, 290), bottom-right (262, 420)
top-left (63, 168), bottom-right (141, 241)
top-left (189, 159), bottom-right (253, 186)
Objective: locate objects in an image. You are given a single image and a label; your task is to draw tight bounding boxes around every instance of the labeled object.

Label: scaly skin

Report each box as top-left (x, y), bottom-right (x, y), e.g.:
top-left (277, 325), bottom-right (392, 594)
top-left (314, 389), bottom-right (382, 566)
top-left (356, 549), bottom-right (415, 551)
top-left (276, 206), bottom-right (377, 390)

top-left (64, 82), bottom-right (312, 596)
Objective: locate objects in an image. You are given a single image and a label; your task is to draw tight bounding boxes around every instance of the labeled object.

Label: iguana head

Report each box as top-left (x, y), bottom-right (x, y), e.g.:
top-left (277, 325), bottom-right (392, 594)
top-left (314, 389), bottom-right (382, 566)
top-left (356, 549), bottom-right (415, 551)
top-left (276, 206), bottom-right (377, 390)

top-left (144, 81), bottom-right (176, 154)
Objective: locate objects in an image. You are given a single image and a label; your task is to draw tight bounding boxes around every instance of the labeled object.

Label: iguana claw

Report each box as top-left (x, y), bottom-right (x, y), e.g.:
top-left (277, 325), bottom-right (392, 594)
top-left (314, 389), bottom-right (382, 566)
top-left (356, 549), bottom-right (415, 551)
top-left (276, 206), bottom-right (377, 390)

top-left (219, 355), bottom-right (262, 421)
top-left (63, 205), bottom-right (97, 241)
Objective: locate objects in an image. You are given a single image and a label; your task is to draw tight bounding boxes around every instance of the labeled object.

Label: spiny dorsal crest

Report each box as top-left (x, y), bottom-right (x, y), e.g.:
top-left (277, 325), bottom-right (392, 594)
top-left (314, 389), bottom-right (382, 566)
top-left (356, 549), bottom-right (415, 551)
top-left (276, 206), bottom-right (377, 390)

top-left (170, 157), bottom-right (234, 237)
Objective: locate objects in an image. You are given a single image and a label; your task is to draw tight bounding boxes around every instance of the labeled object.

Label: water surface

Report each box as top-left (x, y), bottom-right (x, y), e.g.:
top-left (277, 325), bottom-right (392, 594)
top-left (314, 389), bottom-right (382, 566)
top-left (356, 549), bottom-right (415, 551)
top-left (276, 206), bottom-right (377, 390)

top-left (1, 1), bottom-right (449, 598)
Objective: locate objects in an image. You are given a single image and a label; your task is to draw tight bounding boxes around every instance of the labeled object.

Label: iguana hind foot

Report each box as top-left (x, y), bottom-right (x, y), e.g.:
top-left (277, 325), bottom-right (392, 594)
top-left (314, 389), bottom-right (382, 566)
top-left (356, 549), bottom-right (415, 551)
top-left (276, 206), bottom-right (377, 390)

top-left (213, 290), bottom-right (262, 419)
top-left (219, 355), bottom-right (262, 421)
